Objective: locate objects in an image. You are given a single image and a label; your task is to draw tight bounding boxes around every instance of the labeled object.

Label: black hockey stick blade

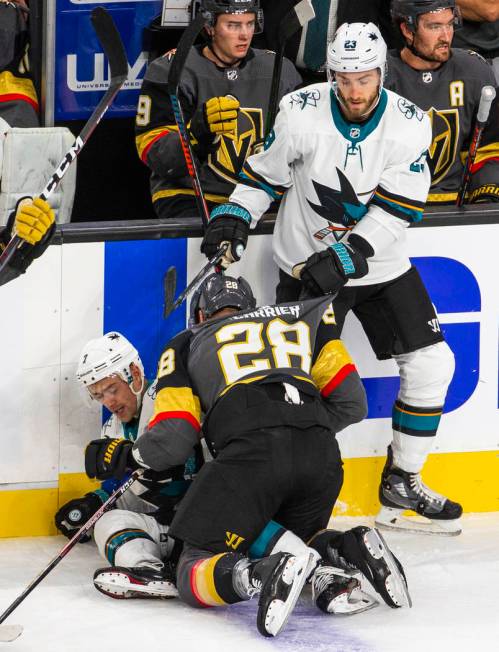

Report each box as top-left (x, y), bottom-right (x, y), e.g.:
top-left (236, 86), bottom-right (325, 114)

top-left (0, 624), bottom-right (23, 642)
top-left (265, 0), bottom-right (315, 137)
top-left (164, 243), bottom-right (229, 318)
top-left (91, 7), bottom-right (128, 83)
top-left (278, 0), bottom-right (315, 45)
top-left (168, 12), bottom-right (206, 94)
top-left (163, 266), bottom-right (177, 318)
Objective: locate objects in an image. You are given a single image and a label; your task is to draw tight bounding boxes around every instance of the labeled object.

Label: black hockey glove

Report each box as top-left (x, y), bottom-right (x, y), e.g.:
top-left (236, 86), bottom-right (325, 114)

top-left (54, 492), bottom-right (105, 541)
top-left (300, 237), bottom-right (371, 297)
top-left (200, 202), bottom-right (251, 264)
top-left (85, 438), bottom-right (137, 481)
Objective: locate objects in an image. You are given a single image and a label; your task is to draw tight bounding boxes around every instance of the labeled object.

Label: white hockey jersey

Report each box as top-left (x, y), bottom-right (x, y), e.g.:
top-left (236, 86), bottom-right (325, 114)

top-left (231, 83), bottom-right (432, 285)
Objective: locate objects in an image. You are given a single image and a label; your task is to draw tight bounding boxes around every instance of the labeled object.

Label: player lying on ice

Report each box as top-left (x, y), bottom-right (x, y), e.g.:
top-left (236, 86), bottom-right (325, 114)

top-left (0, 197), bottom-right (54, 286)
top-left (55, 331), bottom-right (203, 599)
top-left (79, 273), bottom-right (411, 637)
top-left (200, 21), bottom-right (462, 536)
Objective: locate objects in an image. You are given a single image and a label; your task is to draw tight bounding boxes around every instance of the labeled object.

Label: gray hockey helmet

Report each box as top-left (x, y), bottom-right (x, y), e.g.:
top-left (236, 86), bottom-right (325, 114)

top-left (391, 0), bottom-right (462, 32)
top-left (189, 273), bottom-right (256, 325)
top-left (199, 0), bottom-right (263, 34)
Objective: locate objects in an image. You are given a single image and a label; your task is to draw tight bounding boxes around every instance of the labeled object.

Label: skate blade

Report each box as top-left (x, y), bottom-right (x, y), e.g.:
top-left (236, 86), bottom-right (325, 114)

top-left (375, 506), bottom-right (462, 537)
top-left (328, 588), bottom-right (379, 615)
top-left (364, 529), bottom-right (412, 609)
top-left (264, 552), bottom-right (312, 637)
top-left (0, 624), bottom-right (23, 642)
top-left (94, 572), bottom-right (178, 600)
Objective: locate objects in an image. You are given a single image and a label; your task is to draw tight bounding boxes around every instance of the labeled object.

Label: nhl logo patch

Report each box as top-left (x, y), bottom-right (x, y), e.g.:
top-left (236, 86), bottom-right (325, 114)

top-left (226, 69), bottom-right (238, 81)
top-left (422, 72), bottom-right (432, 83)
top-left (350, 127), bottom-right (360, 139)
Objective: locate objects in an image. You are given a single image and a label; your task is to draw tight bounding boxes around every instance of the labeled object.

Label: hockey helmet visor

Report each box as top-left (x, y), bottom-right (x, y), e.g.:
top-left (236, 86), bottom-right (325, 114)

top-left (199, 0), bottom-right (263, 33)
top-left (390, 0), bottom-right (461, 32)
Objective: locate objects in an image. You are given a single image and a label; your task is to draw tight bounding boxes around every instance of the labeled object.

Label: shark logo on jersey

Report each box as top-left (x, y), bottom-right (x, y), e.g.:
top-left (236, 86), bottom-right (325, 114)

top-left (426, 107), bottom-right (459, 185)
top-left (289, 89), bottom-right (320, 110)
top-left (208, 107), bottom-right (263, 184)
top-left (307, 169), bottom-right (369, 242)
top-left (397, 98), bottom-right (424, 121)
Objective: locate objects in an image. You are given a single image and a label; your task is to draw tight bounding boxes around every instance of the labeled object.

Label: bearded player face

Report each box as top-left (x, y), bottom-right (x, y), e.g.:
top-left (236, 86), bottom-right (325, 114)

top-left (406, 8), bottom-right (454, 63)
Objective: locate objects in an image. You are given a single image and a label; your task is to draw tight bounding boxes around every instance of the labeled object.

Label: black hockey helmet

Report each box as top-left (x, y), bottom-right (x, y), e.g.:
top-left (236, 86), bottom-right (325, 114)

top-left (189, 273), bottom-right (256, 325)
top-left (391, 0), bottom-right (461, 32)
top-left (199, 0), bottom-right (264, 34)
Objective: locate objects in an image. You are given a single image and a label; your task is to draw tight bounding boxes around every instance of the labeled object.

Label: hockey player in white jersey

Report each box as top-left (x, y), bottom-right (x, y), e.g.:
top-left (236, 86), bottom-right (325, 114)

top-left (201, 22), bottom-right (462, 535)
top-left (55, 332), bottom-right (202, 599)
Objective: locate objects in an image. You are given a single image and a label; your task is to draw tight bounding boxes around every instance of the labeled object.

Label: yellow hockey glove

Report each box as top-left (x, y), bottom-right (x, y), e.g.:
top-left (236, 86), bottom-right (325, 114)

top-left (190, 96), bottom-right (240, 146)
top-left (15, 198), bottom-right (55, 245)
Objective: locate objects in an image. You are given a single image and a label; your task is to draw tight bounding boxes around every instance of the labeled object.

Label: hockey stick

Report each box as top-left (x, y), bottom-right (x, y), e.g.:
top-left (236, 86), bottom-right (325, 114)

top-left (167, 12), bottom-right (212, 228)
top-left (456, 85), bottom-right (496, 207)
top-left (0, 7), bottom-right (128, 278)
top-left (164, 242), bottom-right (229, 318)
top-left (163, 265), bottom-right (177, 318)
top-left (264, 0), bottom-right (315, 138)
top-left (0, 469), bottom-right (144, 642)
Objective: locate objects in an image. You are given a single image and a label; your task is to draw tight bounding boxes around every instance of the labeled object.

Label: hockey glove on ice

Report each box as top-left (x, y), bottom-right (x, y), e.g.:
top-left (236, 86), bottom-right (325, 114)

top-left (55, 491), bottom-right (106, 541)
top-left (300, 236), bottom-right (371, 297)
top-left (85, 438), bottom-right (137, 481)
top-left (14, 197), bottom-right (55, 245)
top-left (201, 202), bottom-right (251, 266)
top-left (190, 96), bottom-right (239, 149)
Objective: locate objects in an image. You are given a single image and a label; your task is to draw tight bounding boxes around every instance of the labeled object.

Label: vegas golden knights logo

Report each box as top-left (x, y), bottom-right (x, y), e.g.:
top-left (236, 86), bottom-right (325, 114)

top-left (427, 107), bottom-right (460, 185)
top-left (209, 108), bottom-right (263, 184)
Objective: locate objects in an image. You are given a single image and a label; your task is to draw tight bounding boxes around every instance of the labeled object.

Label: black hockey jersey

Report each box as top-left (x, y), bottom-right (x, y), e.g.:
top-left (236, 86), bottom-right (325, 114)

top-left (133, 296), bottom-right (365, 472)
top-left (386, 48), bottom-right (498, 204)
top-left (135, 45), bottom-right (301, 218)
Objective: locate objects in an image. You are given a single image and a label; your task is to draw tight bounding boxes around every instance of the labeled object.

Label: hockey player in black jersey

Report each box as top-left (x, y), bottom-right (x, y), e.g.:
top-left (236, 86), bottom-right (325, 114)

top-left (135, 0), bottom-right (301, 220)
top-left (387, 0), bottom-right (499, 204)
top-left (84, 274), bottom-right (411, 636)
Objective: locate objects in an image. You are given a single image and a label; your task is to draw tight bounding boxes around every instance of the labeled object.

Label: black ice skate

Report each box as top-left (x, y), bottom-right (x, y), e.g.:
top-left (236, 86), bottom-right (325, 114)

top-left (93, 563), bottom-right (178, 599)
top-left (312, 526), bottom-right (411, 609)
top-left (245, 552), bottom-right (311, 637)
top-left (376, 446), bottom-right (463, 536)
top-left (311, 563), bottom-right (378, 615)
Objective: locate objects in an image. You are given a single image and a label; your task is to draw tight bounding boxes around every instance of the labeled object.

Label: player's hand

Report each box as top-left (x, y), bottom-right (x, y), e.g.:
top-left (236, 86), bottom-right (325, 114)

top-left (85, 438), bottom-right (136, 481)
top-left (190, 96), bottom-right (240, 146)
top-left (54, 492), bottom-right (104, 541)
top-left (14, 197), bottom-right (55, 245)
top-left (201, 202), bottom-right (251, 266)
top-left (300, 241), bottom-right (369, 297)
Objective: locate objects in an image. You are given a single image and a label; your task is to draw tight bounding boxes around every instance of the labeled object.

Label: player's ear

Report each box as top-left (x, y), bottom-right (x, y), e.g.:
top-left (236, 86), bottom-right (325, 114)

top-left (399, 20), bottom-right (413, 42)
top-left (197, 309), bottom-right (206, 324)
top-left (130, 362), bottom-right (143, 387)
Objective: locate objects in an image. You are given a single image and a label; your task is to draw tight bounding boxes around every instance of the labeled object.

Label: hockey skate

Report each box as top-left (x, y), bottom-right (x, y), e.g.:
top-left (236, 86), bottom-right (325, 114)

top-left (243, 552), bottom-right (311, 637)
top-left (375, 446), bottom-right (463, 536)
top-left (311, 563), bottom-right (378, 615)
top-left (311, 526), bottom-right (411, 609)
top-left (93, 563), bottom-right (178, 599)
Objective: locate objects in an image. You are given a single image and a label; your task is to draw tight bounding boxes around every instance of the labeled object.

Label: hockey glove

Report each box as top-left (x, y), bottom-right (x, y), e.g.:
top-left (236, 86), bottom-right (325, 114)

top-left (14, 197), bottom-right (55, 245)
top-left (300, 238), bottom-right (371, 297)
top-left (55, 491), bottom-right (106, 541)
top-left (190, 96), bottom-right (239, 149)
top-left (85, 438), bottom-right (137, 481)
top-left (201, 202), bottom-right (251, 266)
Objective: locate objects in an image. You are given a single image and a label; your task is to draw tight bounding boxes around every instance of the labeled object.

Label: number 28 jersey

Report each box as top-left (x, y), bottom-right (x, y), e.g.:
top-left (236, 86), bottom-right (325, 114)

top-left (133, 296), bottom-right (363, 471)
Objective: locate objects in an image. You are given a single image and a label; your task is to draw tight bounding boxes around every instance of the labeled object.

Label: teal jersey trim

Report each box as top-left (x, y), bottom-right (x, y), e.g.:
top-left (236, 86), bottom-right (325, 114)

top-left (330, 89), bottom-right (388, 145)
top-left (239, 170), bottom-right (282, 201)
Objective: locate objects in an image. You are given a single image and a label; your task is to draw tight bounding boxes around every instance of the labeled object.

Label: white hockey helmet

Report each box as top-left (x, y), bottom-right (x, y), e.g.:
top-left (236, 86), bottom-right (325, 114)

top-left (76, 332), bottom-right (144, 390)
top-left (327, 22), bottom-right (387, 83)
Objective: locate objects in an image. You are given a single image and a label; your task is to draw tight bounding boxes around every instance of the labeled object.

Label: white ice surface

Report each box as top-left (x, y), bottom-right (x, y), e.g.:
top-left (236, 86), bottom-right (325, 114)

top-left (1, 514), bottom-right (498, 652)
